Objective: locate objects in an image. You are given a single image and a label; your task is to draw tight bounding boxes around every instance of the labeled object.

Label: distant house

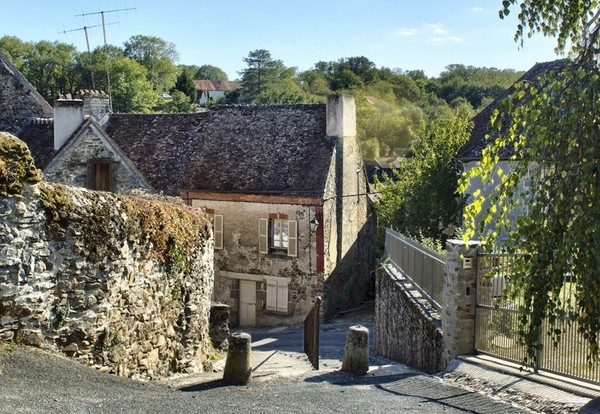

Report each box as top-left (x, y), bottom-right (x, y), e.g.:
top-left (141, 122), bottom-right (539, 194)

top-left (456, 59), bottom-right (568, 235)
top-left (0, 51), bottom-right (375, 327)
top-left (193, 80), bottom-right (240, 106)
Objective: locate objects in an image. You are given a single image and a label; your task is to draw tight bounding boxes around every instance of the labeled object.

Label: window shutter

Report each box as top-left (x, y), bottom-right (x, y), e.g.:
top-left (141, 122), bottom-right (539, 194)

top-left (265, 279), bottom-right (277, 311)
top-left (214, 214), bottom-right (223, 250)
top-left (287, 220), bottom-right (297, 257)
top-left (258, 218), bottom-right (269, 254)
top-left (277, 283), bottom-right (288, 312)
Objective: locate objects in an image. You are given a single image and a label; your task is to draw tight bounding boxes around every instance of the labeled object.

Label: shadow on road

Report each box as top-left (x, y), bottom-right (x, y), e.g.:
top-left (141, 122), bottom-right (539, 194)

top-left (304, 370), bottom-right (419, 386)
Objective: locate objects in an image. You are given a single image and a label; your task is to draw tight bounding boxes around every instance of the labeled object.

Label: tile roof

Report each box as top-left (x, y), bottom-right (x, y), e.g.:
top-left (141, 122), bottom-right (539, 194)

top-left (0, 50), bottom-right (53, 135)
top-left (193, 80), bottom-right (241, 91)
top-left (17, 119), bottom-right (56, 170)
top-left (105, 105), bottom-right (333, 197)
top-left (456, 59), bottom-right (569, 161)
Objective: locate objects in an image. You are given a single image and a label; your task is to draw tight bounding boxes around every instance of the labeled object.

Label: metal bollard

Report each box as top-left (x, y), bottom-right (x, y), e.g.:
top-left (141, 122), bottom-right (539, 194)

top-left (222, 332), bottom-right (252, 384)
top-left (341, 325), bottom-right (369, 375)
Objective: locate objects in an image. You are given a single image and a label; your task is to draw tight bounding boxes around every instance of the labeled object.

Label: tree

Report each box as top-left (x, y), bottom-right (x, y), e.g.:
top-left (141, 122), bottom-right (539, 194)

top-left (239, 49), bottom-right (280, 103)
top-left (461, 1), bottom-right (600, 361)
top-left (238, 49), bottom-right (306, 104)
top-left (124, 35), bottom-right (179, 93)
top-left (375, 112), bottom-right (471, 249)
top-left (195, 64), bottom-right (228, 81)
top-left (174, 69), bottom-right (197, 104)
top-left (109, 56), bottom-right (158, 113)
top-left (20, 40), bottom-right (79, 102)
top-left (0, 36), bottom-right (32, 68)
top-left (163, 90), bottom-right (195, 113)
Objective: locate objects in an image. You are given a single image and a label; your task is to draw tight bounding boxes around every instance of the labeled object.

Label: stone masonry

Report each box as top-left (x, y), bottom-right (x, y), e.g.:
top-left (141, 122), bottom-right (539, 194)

top-left (375, 239), bottom-right (478, 373)
top-left (0, 132), bottom-right (215, 379)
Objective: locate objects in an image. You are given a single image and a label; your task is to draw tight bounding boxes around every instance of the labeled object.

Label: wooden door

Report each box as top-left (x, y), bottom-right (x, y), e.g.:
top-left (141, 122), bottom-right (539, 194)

top-left (239, 280), bottom-right (256, 327)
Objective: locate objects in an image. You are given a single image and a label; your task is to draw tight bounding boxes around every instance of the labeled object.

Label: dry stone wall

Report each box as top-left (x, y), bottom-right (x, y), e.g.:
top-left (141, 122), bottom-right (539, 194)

top-left (375, 265), bottom-right (445, 374)
top-left (0, 132), bottom-right (215, 379)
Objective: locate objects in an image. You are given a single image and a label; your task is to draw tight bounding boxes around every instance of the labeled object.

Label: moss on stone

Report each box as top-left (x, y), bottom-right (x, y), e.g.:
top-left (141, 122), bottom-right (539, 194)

top-left (0, 132), bottom-right (41, 197)
top-left (39, 183), bottom-right (74, 237)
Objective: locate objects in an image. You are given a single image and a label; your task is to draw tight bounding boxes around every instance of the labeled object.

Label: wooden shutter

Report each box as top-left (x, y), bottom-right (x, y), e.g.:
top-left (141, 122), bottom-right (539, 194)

top-left (265, 279), bottom-right (277, 311)
top-left (287, 220), bottom-right (297, 257)
top-left (277, 282), bottom-right (288, 312)
top-left (259, 218), bottom-right (269, 254)
top-left (89, 162), bottom-right (111, 191)
top-left (213, 214), bottom-right (223, 250)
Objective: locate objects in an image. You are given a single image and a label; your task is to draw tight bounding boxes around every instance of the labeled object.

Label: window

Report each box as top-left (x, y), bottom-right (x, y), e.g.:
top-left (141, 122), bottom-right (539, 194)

top-left (265, 276), bottom-right (289, 312)
top-left (259, 218), bottom-right (297, 257)
top-left (213, 214), bottom-right (223, 250)
top-left (89, 161), bottom-right (112, 191)
top-left (190, 202), bottom-right (223, 250)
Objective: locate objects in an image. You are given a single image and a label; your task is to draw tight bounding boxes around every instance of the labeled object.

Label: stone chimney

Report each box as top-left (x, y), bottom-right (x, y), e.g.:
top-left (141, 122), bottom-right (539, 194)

top-left (326, 95), bottom-right (356, 138)
top-left (74, 90), bottom-right (111, 125)
top-left (53, 98), bottom-right (84, 151)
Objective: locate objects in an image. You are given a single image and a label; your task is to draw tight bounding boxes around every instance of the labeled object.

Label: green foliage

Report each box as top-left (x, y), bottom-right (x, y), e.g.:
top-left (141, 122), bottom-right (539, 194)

top-left (427, 64), bottom-right (523, 110)
top-left (195, 64), bottom-right (228, 81)
top-left (109, 56), bottom-right (159, 113)
top-left (499, 0), bottom-right (600, 54)
top-left (0, 37), bottom-right (79, 102)
top-left (356, 91), bottom-right (424, 159)
top-left (461, 1), bottom-right (600, 361)
top-left (124, 34), bottom-right (179, 93)
top-left (174, 69), bottom-right (197, 104)
top-left (163, 90), bottom-right (196, 113)
top-left (239, 49), bottom-right (296, 104)
top-left (461, 58), bottom-right (600, 362)
top-left (374, 111), bottom-right (472, 250)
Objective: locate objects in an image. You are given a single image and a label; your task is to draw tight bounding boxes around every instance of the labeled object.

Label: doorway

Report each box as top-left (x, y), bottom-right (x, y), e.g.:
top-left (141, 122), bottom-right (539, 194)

top-left (239, 280), bottom-right (256, 327)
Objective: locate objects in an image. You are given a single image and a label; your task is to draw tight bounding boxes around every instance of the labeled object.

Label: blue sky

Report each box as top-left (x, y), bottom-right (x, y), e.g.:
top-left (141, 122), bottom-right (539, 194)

top-left (2, 0), bottom-right (560, 79)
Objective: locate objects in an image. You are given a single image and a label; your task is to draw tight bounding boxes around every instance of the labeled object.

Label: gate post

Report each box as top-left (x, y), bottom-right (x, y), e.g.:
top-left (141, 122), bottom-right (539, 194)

top-left (442, 240), bottom-right (479, 364)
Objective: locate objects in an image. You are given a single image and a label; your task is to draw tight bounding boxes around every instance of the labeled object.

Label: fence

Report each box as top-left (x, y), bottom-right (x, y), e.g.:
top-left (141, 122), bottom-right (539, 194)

top-left (384, 228), bottom-right (444, 310)
top-left (475, 252), bottom-right (600, 384)
top-left (303, 296), bottom-right (321, 370)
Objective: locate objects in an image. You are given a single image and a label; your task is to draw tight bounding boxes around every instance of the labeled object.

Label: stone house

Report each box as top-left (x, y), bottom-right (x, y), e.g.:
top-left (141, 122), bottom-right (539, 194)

top-left (0, 51), bottom-right (375, 327)
top-left (456, 59), bottom-right (567, 236)
top-left (193, 80), bottom-right (241, 106)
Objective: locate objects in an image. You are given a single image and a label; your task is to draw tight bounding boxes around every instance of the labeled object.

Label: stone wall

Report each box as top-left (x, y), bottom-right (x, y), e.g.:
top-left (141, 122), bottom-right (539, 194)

top-left (0, 51), bottom-right (53, 134)
top-left (196, 197), bottom-right (324, 327)
top-left (0, 132), bottom-right (215, 379)
top-left (374, 265), bottom-right (445, 374)
top-left (44, 123), bottom-right (151, 194)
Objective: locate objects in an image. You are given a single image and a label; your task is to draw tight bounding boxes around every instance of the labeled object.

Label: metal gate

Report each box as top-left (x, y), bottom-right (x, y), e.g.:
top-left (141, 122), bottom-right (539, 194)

top-left (304, 296), bottom-right (321, 370)
top-left (474, 252), bottom-right (600, 384)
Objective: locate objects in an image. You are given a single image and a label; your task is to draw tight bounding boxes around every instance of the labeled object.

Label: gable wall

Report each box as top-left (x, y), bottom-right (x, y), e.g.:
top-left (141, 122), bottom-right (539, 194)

top-left (44, 125), bottom-right (151, 193)
top-left (0, 55), bottom-right (53, 134)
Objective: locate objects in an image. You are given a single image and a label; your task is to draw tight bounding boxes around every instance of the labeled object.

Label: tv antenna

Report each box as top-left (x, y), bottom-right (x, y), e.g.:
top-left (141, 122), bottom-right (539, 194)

top-left (73, 7), bottom-right (136, 112)
top-left (76, 7), bottom-right (136, 45)
top-left (61, 23), bottom-right (115, 52)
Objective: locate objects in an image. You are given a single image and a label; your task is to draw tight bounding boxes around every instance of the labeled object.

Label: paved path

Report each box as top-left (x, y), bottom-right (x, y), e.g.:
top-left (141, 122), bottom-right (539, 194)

top-left (0, 317), bottom-right (597, 413)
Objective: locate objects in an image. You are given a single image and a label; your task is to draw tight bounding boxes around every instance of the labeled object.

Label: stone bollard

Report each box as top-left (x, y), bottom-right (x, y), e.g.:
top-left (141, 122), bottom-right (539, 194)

top-left (222, 332), bottom-right (252, 384)
top-left (341, 325), bottom-right (369, 375)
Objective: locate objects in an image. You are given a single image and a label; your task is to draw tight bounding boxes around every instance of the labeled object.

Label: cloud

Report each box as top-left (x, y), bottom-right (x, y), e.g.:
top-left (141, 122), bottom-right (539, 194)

top-left (426, 23), bottom-right (447, 34)
top-left (424, 23), bottom-right (462, 43)
top-left (397, 27), bottom-right (417, 36)
top-left (471, 6), bottom-right (484, 13)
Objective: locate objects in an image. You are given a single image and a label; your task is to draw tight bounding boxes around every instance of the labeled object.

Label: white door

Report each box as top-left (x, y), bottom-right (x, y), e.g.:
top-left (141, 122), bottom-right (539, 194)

top-left (239, 280), bottom-right (256, 327)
